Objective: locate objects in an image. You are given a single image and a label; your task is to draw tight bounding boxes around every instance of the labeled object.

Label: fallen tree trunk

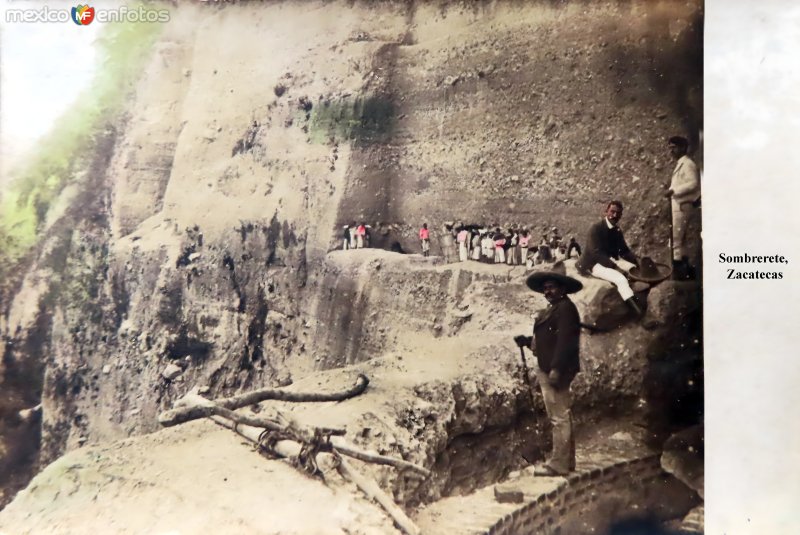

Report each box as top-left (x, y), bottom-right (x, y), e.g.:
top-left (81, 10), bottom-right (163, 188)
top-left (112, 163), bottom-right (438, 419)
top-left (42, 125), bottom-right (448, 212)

top-left (158, 374), bottom-right (424, 533)
top-left (161, 393), bottom-right (429, 477)
top-left (210, 414), bottom-right (422, 535)
top-left (159, 374), bottom-right (369, 427)
top-left (219, 373), bottom-right (370, 407)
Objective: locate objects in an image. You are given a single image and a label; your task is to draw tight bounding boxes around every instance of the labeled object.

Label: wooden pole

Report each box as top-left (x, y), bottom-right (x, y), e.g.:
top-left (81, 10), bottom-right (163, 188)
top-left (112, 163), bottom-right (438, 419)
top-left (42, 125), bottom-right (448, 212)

top-left (209, 414), bottom-right (422, 535)
top-left (160, 394), bottom-right (430, 476)
top-left (336, 457), bottom-right (421, 535)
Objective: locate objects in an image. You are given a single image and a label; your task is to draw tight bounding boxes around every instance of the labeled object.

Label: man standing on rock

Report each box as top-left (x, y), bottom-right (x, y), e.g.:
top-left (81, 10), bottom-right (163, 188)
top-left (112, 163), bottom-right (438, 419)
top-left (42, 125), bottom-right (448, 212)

top-left (419, 223), bottom-right (430, 257)
top-left (665, 136), bottom-right (701, 280)
top-left (576, 201), bottom-right (643, 318)
top-left (514, 263), bottom-right (582, 476)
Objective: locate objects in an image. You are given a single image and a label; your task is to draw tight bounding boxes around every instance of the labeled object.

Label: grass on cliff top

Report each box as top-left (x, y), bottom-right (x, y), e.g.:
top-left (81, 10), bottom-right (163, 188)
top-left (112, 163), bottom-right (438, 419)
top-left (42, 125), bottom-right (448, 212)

top-left (0, 6), bottom-right (164, 272)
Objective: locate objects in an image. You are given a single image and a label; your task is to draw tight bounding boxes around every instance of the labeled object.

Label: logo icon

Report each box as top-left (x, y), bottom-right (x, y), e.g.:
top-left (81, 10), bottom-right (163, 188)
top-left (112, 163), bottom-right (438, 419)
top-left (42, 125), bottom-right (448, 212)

top-left (71, 4), bottom-right (95, 25)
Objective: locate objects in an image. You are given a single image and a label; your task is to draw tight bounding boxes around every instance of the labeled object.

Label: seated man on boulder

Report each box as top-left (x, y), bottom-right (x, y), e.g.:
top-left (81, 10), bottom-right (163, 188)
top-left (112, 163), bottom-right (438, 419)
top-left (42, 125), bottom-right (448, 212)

top-left (514, 263), bottom-right (582, 476)
top-left (576, 200), bottom-right (643, 318)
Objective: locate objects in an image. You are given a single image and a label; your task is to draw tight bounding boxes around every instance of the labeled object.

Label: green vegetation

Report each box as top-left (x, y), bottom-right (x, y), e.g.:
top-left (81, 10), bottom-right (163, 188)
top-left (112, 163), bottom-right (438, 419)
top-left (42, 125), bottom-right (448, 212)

top-left (0, 4), bottom-right (165, 273)
top-left (307, 95), bottom-right (395, 144)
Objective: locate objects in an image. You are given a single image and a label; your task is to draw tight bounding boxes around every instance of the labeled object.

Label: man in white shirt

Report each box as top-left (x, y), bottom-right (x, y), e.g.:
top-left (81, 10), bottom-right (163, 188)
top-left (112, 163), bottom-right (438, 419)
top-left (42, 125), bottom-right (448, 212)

top-left (665, 136), bottom-right (701, 280)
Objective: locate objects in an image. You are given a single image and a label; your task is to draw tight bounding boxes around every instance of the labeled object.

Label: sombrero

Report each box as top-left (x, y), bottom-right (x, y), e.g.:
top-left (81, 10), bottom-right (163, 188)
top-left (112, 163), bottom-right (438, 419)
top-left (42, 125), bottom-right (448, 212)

top-left (628, 256), bottom-right (672, 283)
top-left (526, 261), bottom-right (583, 294)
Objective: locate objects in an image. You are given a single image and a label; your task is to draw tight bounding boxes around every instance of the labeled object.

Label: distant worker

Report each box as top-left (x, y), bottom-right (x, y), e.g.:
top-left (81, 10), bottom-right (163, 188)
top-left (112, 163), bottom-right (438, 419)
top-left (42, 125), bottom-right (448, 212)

top-left (576, 201), bottom-right (642, 318)
top-left (566, 236), bottom-right (582, 258)
top-left (349, 221), bottom-right (357, 249)
top-left (494, 229), bottom-right (506, 264)
top-left (342, 225), bottom-right (350, 250)
top-left (554, 244), bottom-right (567, 263)
top-left (549, 227), bottom-right (562, 249)
top-left (538, 234), bottom-right (553, 263)
top-left (514, 262), bottom-right (582, 476)
top-left (364, 224), bottom-right (372, 248)
top-left (665, 135), bottom-right (701, 280)
top-left (356, 222), bottom-right (367, 249)
top-left (419, 223), bottom-right (430, 257)
top-left (481, 231), bottom-right (494, 263)
top-left (440, 223), bottom-right (456, 262)
top-left (506, 228), bottom-right (519, 265)
top-left (457, 226), bottom-right (470, 262)
top-left (519, 230), bottom-right (531, 264)
top-left (471, 231), bottom-right (482, 261)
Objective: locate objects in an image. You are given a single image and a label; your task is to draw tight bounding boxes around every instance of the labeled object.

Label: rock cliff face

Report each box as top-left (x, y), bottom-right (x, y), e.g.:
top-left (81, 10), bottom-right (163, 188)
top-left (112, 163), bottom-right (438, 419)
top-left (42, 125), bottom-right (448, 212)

top-left (0, 0), bottom-right (702, 509)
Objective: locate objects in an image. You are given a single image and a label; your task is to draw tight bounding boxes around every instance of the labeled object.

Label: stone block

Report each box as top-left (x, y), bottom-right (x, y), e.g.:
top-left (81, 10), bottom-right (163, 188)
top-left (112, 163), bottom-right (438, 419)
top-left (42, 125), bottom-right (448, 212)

top-left (494, 484), bottom-right (525, 504)
top-left (161, 363), bottom-right (183, 380)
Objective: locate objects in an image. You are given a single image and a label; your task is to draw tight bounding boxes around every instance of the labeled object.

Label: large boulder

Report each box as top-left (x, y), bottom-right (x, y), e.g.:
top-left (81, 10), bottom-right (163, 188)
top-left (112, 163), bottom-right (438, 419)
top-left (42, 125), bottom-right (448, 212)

top-left (661, 424), bottom-right (704, 498)
top-left (563, 260), bottom-right (648, 332)
top-left (642, 279), bottom-right (702, 331)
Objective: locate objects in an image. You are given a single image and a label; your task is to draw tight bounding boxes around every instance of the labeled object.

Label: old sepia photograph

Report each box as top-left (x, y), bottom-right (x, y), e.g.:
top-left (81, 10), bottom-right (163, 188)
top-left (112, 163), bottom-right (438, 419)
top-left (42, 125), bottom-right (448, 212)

top-left (1, 0), bottom-right (721, 533)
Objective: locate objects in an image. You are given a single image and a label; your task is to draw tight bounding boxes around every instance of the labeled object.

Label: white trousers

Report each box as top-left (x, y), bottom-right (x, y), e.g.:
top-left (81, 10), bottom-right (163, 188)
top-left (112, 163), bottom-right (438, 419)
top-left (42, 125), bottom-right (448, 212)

top-left (672, 202), bottom-right (695, 261)
top-left (590, 258), bottom-right (636, 301)
top-left (506, 247), bottom-right (517, 265)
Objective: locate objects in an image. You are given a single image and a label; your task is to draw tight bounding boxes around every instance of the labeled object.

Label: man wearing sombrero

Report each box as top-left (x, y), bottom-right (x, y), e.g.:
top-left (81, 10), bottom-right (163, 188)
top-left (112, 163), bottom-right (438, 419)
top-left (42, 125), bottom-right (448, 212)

top-left (514, 263), bottom-right (582, 476)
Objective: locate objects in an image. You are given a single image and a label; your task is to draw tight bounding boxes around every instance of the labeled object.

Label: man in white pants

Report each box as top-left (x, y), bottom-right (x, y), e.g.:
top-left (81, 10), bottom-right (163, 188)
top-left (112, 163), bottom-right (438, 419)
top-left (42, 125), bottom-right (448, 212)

top-left (457, 227), bottom-right (470, 262)
top-left (665, 136), bottom-right (701, 280)
top-left (576, 201), bottom-right (643, 317)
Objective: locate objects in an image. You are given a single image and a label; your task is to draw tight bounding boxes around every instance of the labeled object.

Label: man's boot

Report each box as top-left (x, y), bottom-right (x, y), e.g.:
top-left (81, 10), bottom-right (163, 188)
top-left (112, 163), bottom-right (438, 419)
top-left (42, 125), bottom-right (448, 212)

top-left (625, 297), bottom-right (644, 319)
top-left (681, 256), bottom-right (696, 281)
top-left (672, 258), bottom-right (685, 281)
top-left (672, 257), bottom-right (696, 281)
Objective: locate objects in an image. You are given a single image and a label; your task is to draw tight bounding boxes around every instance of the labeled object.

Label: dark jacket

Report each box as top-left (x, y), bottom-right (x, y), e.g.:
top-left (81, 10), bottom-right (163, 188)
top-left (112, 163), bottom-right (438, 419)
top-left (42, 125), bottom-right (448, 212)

top-left (567, 240), bottom-right (582, 258)
top-left (576, 219), bottom-right (638, 273)
top-left (533, 297), bottom-right (581, 387)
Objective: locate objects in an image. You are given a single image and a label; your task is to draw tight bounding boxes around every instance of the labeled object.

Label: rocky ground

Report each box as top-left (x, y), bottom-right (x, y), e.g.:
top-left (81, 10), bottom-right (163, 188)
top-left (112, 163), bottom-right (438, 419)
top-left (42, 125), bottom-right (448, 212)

top-left (1, 250), bottom-right (702, 533)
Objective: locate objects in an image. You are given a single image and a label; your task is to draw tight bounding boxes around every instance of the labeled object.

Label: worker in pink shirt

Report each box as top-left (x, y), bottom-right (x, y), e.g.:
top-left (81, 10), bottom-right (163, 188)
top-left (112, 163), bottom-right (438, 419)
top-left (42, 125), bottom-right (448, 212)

top-left (419, 223), bottom-right (430, 257)
top-left (457, 226), bottom-right (469, 262)
top-left (494, 229), bottom-right (506, 264)
top-left (356, 222), bottom-right (366, 248)
top-left (519, 230), bottom-right (531, 264)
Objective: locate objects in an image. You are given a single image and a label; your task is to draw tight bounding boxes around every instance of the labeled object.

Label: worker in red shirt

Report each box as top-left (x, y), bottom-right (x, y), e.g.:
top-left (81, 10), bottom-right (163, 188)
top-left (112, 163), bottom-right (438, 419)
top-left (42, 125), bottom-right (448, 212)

top-left (419, 223), bottom-right (430, 257)
top-left (356, 222), bottom-right (366, 249)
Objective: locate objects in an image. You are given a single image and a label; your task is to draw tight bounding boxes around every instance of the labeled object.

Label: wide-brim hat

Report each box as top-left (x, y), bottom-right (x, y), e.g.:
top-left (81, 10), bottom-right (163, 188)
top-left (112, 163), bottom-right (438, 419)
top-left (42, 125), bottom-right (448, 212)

top-left (526, 262), bottom-right (583, 294)
top-left (629, 256), bottom-right (672, 283)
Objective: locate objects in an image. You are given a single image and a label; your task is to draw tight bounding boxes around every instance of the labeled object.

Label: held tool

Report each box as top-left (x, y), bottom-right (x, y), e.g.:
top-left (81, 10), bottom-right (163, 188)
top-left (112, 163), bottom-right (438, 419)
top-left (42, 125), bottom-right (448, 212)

top-left (517, 344), bottom-right (537, 407)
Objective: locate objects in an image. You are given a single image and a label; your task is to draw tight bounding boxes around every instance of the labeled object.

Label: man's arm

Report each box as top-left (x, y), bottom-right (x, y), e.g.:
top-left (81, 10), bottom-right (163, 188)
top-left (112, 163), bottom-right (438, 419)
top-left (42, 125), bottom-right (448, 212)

top-left (616, 231), bottom-right (639, 266)
top-left (549, 303), bottom-right (581, 375)
top-left (671, 159), bottom-right (701, 199)
top-left (585, 223), bottom-right (616, 268)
